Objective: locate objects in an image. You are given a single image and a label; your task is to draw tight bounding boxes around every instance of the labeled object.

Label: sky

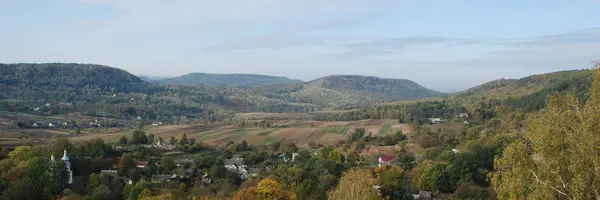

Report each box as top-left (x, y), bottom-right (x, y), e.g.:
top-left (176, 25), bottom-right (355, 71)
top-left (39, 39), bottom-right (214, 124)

top-left (1, 0), bottom-right (600, 91)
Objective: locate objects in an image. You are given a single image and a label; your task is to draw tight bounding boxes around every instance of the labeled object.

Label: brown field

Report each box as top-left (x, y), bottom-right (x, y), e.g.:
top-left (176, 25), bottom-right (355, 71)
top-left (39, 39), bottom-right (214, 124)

top-left (64, 119), bottom-right (413, 148)
top-left (0, 111), bottom-right (418, 149)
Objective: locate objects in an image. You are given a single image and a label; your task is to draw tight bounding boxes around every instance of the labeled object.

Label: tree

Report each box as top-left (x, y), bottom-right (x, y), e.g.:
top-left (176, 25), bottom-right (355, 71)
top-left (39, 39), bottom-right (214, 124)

top-left (233, 178), bottom-right (296, 200)
top-left (454, 182), bottom-right (489, 200)
top-left (327, 169), bottom-right (378, 200)
top-left (8, 146), bottom-right (34, 162)
top-left (80, 138), bottom-right (106, 158)
top-left (88, 173), bottom-right (102, 193)
top-left (169, 137), bottom-right (177, 145)
top-left (161, 157), bottom-right (175, 172)
top-left (413, 160), bottom-right (446, 192)
top-left (378, 166), bottom-right (411, 200)
top-left (492, 68), bottom-right (600, 200)
top-left (138, 189), bottom-right (152, 199)
top-left (129, 179), bottom-right (152, 200)
top-left (119, 136), bottom-right (128, 145)
top-left (139, 193), bottom-right (175, 200)
top-left (50, 138), bottom-right (75, 158)
top-left (89, 184), bottom-right (112, 200)
top-left (147, 134), bottom-right (155, 144)
top-left (349, 128), bottom-right (365, 142)
top-left (179, 134), bottom-right (188, 145)
top-left (130, 129), bottom-right (148, 145)
top-left (119, 154), bottom-right (136, 176)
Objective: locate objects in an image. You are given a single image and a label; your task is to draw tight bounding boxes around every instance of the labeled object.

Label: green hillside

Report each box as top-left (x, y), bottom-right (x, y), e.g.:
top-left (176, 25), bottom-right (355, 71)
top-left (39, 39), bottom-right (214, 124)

top-left (0, 63), bottom-right (147, 92)
top-left (286, 75), bottom-right (445, 107)
top-left (0, 63), bottom-right (317, 121)
top-left (155, 73), bottom-right (304, 88)
top-left (450, 69), bottom-right (592, 111)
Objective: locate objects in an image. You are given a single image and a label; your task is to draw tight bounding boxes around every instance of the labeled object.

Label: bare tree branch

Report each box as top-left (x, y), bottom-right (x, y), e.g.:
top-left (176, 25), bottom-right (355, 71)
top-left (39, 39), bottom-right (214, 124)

top-left (528, 169), bottom-right (573, 200)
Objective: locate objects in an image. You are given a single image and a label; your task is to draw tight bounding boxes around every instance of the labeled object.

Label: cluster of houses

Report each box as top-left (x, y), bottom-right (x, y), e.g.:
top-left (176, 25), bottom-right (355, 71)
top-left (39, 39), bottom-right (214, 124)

top-left (427, 113), bottom-right (470, 126)
top-left (31, 118), bottom-right (108, 129)
top-left (30, 102), bottom-right (74, 111)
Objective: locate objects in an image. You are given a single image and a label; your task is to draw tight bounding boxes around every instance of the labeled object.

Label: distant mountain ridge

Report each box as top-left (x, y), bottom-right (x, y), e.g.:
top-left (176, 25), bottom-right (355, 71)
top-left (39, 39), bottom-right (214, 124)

top-left (154, 73), bottom-right (304, 88)
top-left (252, 75), bottom-right (446, 107)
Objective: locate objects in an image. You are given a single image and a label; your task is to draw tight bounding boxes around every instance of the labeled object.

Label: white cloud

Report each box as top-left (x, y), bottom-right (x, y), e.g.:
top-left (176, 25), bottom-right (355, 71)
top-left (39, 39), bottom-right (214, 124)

top-left (75, 0), bottom-right (411, 35)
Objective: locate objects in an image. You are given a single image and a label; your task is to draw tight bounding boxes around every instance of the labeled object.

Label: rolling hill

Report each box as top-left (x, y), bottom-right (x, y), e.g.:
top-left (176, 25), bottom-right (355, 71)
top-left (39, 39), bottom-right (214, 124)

top-left (154, 73), bottom-right (304, 88)
top-left (0, 63), bottom-right (318, 121)
top-left (450, 69), bottom-right (592, 111)
top-left (252, 75), bottom-right (446, 107)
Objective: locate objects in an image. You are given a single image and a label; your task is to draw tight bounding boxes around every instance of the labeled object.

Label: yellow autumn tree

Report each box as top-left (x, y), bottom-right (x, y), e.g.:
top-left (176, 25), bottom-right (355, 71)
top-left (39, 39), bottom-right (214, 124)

top-left (139, 193), bottom-right (175, 200)
top-left (328, 168), bottom-right (378, 200)
top-left (492, 67), bottom-right (600, 200)
top-left (233, 178), bottom-right (296, 200)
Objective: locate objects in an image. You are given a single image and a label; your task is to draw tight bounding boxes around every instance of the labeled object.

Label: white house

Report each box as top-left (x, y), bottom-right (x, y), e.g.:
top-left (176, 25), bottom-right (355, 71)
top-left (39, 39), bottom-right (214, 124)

top-left (224, 158), bottom-right (248, 179)
top-left (452, 149), bottom-right (460, 154)
top-left (428, 118), bottom-right (442, 124)
top-left (48, 123), bottom-right (55, 128)
top-left (463, 121), bottom-right (470, 125)
top-left (458, 113), bottom-right (469, 118)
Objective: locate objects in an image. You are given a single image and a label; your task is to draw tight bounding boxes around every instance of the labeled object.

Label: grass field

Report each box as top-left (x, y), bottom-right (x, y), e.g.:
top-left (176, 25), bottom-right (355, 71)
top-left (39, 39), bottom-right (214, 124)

top-left (378, 124), bottom-right (392, 135)
top-left (326, 126), bottom-right (349, 134)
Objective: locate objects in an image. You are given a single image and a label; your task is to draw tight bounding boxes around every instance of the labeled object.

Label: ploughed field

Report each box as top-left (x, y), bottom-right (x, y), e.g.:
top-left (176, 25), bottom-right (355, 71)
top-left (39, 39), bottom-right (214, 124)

top-left (69, 119), bottom-right (414, 148)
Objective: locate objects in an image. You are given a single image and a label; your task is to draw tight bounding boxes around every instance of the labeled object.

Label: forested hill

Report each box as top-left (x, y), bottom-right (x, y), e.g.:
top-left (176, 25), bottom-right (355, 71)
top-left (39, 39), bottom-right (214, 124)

top-left (0, 63), bottom-right (318, 121)
top-left (154, 73), bottom-right (304, 87)
top-left (285, 75), bottom-right (445, 107)
top-left (0, 63), bottom-right (147, 92)
top-left (450, 69), bottom-right (592, 111)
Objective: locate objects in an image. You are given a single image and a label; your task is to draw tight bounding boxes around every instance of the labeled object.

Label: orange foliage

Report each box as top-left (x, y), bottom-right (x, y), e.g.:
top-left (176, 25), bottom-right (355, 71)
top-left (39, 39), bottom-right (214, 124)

top-left (233, 178), bottom-right (296, 200)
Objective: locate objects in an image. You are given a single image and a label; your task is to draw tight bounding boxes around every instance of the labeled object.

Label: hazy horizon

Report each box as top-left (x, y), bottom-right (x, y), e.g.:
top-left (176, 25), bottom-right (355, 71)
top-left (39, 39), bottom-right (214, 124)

top-left (1, 0), bottom-right (599, 90)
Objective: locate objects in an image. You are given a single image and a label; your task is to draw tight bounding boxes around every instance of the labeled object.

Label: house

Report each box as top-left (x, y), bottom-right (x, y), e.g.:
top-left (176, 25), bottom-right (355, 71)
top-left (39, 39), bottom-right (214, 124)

top-left (48, 122), bottom-right (58, 128)
top-left (248, 167), bottom-right (261, 177)
top-left (452, 149), bottom-right (460, 154)
top-left (201, 174), bottom-right (212, 184)
top-left (136, 161), bottom-right (149, 168)
top-left (45, 103), bottom-right (51, 107)
top-left (224, 158), bottom-right (245, 171)
top-left (174, 159), bottom-right (195, 167)
top-left (151, 122), bottom-right (163, 126)
top-left (136, 116), bottom-right (142, 121)
top-left (33, 122), bottom-right (45, 128)
top-left (278, 153), bottom-right (299, 163)
top-left (412, 191), bottom-right (432, 200)
top-left (463, 121), bottom-right (470, 125)
top-left (100, 170), bottom-right (119, 178)
top-left (151, 174), bottom-right (172, 184)
top-left (33, 107), bottom-right (40, 111)
top-left (378, 156), bottom-right (396, 167)
top-left (224, 158), bottom-right (248, 179)
top-left (109, 157), bottom-right (121, 168)
top-left (59, 102), bottom-right (73, 107)
top-left (428, 118), bottom-right (442, 124)
top-left (458, 113), bottom-right (469, 118)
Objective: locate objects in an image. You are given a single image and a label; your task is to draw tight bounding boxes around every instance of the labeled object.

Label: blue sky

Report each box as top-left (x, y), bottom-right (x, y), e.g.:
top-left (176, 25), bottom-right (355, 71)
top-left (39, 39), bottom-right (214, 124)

top-left (1, 0), bottom-right (599, 91)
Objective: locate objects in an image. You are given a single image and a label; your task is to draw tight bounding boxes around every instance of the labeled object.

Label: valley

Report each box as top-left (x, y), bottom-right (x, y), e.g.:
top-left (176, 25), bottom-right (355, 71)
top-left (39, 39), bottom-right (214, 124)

top-left (0, 62), bottom-right (597, 200)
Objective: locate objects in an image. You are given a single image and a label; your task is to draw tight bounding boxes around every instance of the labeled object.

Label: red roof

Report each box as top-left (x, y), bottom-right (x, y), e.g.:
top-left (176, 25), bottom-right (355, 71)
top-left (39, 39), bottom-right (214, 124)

top-left (136, 161), bottom-right (149, 167)
top-left (379, 156), bottom-right (396, 162)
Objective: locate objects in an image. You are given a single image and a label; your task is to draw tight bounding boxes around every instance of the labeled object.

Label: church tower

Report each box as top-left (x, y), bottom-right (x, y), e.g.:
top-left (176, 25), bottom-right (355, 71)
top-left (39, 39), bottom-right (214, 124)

top-left (61, 150), bottom-right (73, 184)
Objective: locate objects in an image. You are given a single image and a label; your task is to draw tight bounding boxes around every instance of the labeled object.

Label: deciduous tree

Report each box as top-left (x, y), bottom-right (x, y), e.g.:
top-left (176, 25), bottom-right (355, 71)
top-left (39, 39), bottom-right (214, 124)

top-left (327, 169), bottom-right (378, 200)
top-left (492, 68), bottom-right (600, 200)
